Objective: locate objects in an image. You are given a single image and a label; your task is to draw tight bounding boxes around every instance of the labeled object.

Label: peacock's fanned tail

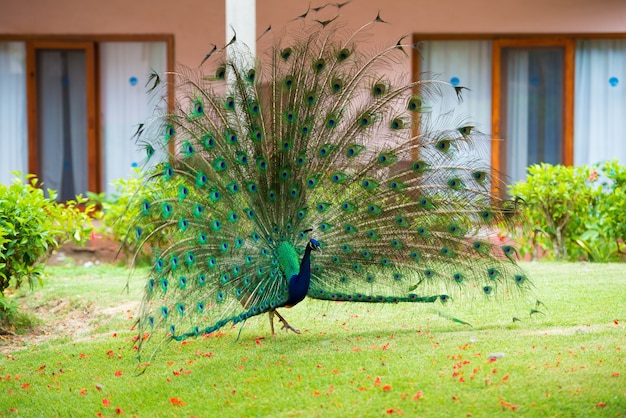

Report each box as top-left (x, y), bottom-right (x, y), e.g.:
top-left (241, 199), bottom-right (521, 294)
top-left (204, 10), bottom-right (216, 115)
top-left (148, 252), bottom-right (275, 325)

top-left (131, 11), bottom-right (529, 362)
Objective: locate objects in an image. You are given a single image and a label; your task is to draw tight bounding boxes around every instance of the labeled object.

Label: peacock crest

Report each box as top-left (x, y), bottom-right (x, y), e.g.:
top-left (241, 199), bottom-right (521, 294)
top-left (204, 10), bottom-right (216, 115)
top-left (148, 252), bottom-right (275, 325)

top-left (131, 8), bottom-right (530, 363)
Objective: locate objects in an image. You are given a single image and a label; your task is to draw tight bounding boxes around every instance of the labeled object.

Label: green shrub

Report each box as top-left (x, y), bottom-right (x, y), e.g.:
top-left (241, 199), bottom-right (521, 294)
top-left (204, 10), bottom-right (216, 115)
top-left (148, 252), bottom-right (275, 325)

top-left (506, 161), bottom-right (626, 262)
top-left (0, 173), bottom-right (93, 321)
top-left (600, 160), bottom-right (626, 252)
top-left (507, 163), bottom-right (593, 261)
top-left (574, 161), bottom-right (626, 262)
top-left (90, 169), bottom-right (168, 264)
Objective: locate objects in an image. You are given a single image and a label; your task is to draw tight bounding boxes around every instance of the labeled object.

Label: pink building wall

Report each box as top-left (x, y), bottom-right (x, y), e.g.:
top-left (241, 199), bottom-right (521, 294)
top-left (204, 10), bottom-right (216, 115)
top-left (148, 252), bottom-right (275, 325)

top-left (2, 0), bottom-right (625, 68)
top-left (259, 0), bottom-right (626, 42)
top-left (0, 0), bottom-right (225, 68)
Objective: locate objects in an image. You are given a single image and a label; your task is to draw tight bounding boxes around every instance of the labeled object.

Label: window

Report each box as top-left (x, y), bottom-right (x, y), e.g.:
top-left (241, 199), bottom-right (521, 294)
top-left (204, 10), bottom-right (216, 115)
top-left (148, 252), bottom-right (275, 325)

top-left (574, 39), bottom-right (626, 166)
top-left (0, 37), bottom-right (172, 199)
top-left (493, 39), bottom-right (574, 183)
top-left (0, 42), bottom-right (27, 185)
top-left (28, 42), bottom-right (97, 199)
top-left (416, 35), bottom-right (626, 186)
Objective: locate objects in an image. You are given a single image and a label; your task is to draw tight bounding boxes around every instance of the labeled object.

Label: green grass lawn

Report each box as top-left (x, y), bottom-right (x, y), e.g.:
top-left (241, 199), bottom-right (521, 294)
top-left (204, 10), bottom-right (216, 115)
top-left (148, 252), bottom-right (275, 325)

top-left (1, 262), bottom-right (625, 417)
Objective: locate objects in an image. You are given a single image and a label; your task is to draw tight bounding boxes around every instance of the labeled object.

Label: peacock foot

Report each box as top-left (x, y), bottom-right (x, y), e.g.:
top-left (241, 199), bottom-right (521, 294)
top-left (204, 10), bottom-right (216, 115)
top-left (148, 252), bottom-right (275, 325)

top-left (268, 310), bottom-right (301, 335)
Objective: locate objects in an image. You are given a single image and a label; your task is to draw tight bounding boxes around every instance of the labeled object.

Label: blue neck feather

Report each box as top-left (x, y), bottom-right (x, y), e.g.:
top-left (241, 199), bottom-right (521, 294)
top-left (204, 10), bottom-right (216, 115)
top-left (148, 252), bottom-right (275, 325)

top-left (284, 243), bottom-right (314, 307)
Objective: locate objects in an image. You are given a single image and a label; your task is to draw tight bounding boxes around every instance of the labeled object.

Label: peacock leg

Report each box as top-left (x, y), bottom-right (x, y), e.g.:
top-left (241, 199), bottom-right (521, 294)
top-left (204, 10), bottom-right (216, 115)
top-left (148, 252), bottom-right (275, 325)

top-left (268, 310), bottom-right (276, 335)
top-left (273, 310), bottom-right (301, 334)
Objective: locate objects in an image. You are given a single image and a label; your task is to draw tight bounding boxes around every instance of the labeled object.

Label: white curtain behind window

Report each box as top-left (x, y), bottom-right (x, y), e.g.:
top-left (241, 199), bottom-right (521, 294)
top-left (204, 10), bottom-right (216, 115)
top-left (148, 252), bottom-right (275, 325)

top-left (100, 42), bottom-right (167, 195)
top-left (0, 42), bottom-right (27, 185)
top-left (575, 40), bottom-right (626, 166)
top-left (420, 40), bottom-right (492, 166)
top-left (505, 51), bottom-right (530, 182)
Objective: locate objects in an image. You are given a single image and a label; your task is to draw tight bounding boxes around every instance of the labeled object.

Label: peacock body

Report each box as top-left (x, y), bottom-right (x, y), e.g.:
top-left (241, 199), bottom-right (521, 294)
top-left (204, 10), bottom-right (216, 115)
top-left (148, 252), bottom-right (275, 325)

top-left (132, 9), bottom-right (529, 361)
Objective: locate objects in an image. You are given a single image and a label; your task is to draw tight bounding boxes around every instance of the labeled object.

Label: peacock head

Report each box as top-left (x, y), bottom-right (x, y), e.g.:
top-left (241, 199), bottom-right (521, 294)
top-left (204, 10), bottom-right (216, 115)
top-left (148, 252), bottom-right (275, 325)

top-left (309, 238), bottom-right (321, 252)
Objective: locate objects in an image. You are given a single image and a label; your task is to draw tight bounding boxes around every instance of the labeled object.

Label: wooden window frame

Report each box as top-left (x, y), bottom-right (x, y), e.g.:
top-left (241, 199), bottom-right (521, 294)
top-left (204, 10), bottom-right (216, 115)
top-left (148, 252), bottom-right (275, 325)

top-left (491, 38), bottom-right (575, 188)
top-left (1, 34), bottom-right (175, 194)
top-left (412, 33), bottom-right (626, 190)
top-left (26, 41), bottom-right (99, 192)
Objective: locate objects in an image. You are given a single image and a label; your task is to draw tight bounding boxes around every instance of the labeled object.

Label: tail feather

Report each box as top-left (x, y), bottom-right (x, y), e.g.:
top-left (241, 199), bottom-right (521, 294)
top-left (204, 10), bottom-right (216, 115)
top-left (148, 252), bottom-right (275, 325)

top-left (131, 11), bottom-right (530, 363)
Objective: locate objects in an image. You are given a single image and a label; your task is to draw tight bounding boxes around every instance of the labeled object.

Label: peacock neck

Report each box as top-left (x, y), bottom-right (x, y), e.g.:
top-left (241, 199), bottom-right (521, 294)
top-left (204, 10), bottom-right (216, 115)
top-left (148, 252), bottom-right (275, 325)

top-left (298, 244), bottom-right (313, 281)
top-left (284, 244), bottom-right (314, 307)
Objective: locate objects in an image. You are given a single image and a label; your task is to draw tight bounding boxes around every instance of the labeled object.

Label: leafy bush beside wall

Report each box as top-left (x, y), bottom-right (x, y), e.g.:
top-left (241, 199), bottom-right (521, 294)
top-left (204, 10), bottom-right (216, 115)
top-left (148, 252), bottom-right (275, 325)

top-left (88, 169), bottom-right (170, 265)
top-left (505, 161), bottom-right (626, 262)
top-left (0, 173), bottom-right (93, 321)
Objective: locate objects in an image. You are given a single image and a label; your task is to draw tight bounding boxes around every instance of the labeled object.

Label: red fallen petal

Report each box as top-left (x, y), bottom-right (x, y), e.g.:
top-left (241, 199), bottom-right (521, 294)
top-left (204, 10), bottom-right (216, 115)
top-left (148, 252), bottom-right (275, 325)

top-left (502, 374), bottom-right (510, 381)
top-left (596, 402), bottom-right (606, 408)
top-left (313, 390), bottom-right (320, 396)
top-left (614, 320), bottom-right (619, 325)
top-left (612, 372), bottom-right (620, 377)
top-left (10, 408), bottom-right (18, 413)
top-left (413, 391), bottom-right (424, 400)
top-left (374, 377), bottom-right (381, 386)
top-left (20, 383), bottom-right (30, 389)
top-left (95, 384), bottom-right (104, 391)
top-left (114, 370), bottom-right (123, 377)
top-left (115, 407), bottom-right (124, 414)
top-left (194, 351), bottom-right (215, 357)
top-left (382, 384), bottom-right (392, 391)
top-left (37, 365), bottom-right (46, 371)
top-left (103, 399), bottom-right (111, 407)
top-left (79, 388), bottom-right (87, 396)
top-left (79, 353), bottom-right (86, 359)
top-left (170, 397), bottom-right (186, 406)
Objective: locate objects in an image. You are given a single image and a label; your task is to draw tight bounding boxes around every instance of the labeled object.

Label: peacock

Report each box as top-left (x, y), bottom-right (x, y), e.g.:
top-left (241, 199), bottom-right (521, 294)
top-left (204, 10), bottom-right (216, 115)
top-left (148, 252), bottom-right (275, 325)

top-left (131, 8), bottom-right (530, 362)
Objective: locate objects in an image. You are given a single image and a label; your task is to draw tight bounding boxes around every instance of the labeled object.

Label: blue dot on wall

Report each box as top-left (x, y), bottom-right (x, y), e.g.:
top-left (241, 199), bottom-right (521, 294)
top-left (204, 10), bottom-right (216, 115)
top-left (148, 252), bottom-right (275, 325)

top-left (609, 77), bottom-right (619, 87)
top-left (131, 162), bottom-right (138, 168)
top-left (450, 76), bottom-right (460, 87)
top-left (129, 76), bottom-right (138, 86)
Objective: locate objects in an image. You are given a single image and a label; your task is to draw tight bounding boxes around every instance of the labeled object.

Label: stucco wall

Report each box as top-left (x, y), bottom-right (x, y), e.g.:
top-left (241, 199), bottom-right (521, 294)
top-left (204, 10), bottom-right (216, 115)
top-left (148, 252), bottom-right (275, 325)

top-left (2, 0), bottom-right (625, 68)
top-left (260, 0), bottom-right (626, 38)
top-left (0, 0), bottom-right (225, 69)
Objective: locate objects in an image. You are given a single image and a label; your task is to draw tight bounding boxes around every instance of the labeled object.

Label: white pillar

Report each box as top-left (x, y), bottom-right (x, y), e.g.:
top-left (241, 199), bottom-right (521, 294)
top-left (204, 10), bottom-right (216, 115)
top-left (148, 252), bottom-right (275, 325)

top-left (226, 0), bottom-right (256, 55)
